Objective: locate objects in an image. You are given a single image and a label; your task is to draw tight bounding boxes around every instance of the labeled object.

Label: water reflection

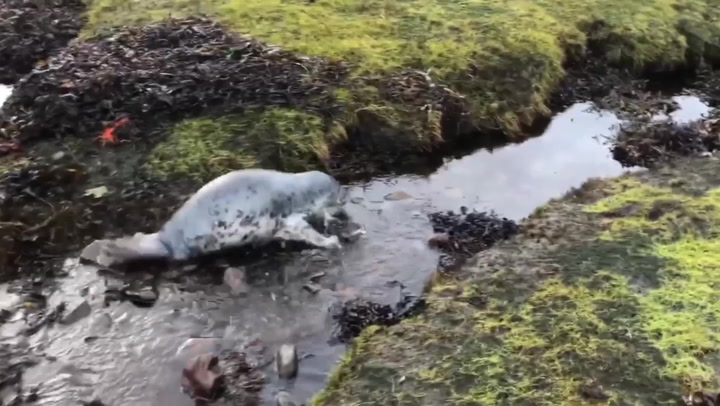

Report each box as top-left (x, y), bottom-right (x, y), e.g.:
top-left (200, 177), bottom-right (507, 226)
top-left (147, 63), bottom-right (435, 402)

top-left (352, 102), bottom-right (626, 220)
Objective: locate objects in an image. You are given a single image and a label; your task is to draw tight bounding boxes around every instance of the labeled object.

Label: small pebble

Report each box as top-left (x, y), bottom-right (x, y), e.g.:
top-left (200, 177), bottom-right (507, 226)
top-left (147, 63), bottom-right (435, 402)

top-left (276, 344), bottom-right (298, 379)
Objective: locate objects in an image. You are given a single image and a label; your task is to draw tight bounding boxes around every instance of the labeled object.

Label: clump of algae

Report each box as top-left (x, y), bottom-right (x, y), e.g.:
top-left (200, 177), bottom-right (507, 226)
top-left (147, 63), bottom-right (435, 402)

top-left (145, 108), bottom-right (338, 181)
top-left (83, 0), bottom-right (720, 139)
top-left (312, 158), bottom-right (720, 406)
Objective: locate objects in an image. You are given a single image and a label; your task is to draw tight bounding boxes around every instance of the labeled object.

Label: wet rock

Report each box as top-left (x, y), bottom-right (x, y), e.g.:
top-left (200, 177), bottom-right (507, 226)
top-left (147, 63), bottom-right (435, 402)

top-left (223, 267), bottom-right (248, 295)
top-left (275, 390), bottom-right (298, 406)
top-left (427, 233), bottom-right (450, 249)
top-left (122, 287), bottom-right (157, 307)
top-left (59, 300), bottom-right (91, 325)
top-left (275, 344), bottom-right (298, 379)
top-left (384, 191), bottom-right (413, 201)
top-left (181, 353), bottom-right (224, 402)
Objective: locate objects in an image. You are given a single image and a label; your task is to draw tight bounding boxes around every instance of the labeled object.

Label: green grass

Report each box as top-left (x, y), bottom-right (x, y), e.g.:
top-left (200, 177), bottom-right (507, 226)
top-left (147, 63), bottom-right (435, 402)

top-left (83, 0), bottom-right (720, 141)
top-left (311, 157), bottom-right (720, 405)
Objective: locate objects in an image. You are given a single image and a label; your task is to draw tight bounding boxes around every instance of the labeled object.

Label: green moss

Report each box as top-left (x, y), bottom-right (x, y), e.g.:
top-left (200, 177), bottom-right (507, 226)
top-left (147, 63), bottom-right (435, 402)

top-left (83, 0), bottom-right (720, 138)
top-left (579, 173), bottom-right (720, 391)
top-left (145, 108), bottom-right (335, 181)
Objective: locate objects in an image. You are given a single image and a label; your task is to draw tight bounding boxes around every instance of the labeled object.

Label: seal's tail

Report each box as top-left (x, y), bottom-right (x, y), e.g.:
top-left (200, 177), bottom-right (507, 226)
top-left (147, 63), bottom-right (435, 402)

top-left (80, 232), bottom-right (170, 268)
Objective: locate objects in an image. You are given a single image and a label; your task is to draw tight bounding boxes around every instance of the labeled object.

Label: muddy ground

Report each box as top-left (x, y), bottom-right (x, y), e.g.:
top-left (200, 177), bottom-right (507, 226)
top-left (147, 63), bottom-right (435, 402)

top-left (0, 3), bottom-right (720, 406)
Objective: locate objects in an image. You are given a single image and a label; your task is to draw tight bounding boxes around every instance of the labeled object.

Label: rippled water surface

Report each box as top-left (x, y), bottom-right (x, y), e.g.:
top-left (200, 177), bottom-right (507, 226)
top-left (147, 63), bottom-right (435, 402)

top-left (0, 93), bottom-right (710, 405)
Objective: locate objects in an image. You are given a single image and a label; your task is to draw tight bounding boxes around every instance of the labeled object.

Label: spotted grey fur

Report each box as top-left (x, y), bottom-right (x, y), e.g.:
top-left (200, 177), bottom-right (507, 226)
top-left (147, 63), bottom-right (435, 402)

top-left (80, 169), bottom-right (355, 268)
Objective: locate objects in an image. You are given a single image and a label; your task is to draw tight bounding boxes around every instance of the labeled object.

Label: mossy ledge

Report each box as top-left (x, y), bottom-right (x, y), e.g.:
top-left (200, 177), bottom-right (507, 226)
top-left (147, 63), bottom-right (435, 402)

top-left (80, 0), bottom-right (720, 178)
top-left (145, 108), bottom-right (346, 182)
top-left (311, 155), bottom-right (720, 406)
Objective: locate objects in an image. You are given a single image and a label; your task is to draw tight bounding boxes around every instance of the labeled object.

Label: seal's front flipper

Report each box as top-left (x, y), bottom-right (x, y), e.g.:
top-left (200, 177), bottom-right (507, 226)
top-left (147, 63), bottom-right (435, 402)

top-left (275, 214), bottom-right (342, 250)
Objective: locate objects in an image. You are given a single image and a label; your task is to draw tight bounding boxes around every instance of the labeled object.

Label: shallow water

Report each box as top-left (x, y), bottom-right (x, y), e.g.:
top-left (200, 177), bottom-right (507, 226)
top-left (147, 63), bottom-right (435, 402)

top-left (0, 97), bottom-right (711, 406)
top-left (655, 95), bottom-right (711, 124)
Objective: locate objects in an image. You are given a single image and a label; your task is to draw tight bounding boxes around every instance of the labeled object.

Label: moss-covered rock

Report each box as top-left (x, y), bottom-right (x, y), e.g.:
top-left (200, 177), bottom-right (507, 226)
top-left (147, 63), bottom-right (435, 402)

top-left (83, 0), bottom-right (720, 142)
top-left (312, 155), bottom-right (720, 405)
top-left (145, 108), bottom-right (341, 181)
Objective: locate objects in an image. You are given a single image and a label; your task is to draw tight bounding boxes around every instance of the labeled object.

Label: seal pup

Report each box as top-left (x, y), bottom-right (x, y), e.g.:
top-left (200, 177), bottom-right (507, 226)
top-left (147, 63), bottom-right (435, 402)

top-left (80, 169), bottom-right (359, 268)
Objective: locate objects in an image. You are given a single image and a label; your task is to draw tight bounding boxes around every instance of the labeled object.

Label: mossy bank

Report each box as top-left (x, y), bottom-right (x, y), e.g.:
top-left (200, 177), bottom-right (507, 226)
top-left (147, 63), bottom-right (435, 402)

top-left (311, 154), bottom-right (720, 405)
top-left (74, 0), bottom-right (720, 180)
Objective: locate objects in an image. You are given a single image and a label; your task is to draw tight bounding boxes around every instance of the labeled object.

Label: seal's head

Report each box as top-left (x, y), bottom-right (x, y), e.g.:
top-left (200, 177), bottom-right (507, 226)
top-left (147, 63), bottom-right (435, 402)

top-left (291, 170), bottom-right (348, 218)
